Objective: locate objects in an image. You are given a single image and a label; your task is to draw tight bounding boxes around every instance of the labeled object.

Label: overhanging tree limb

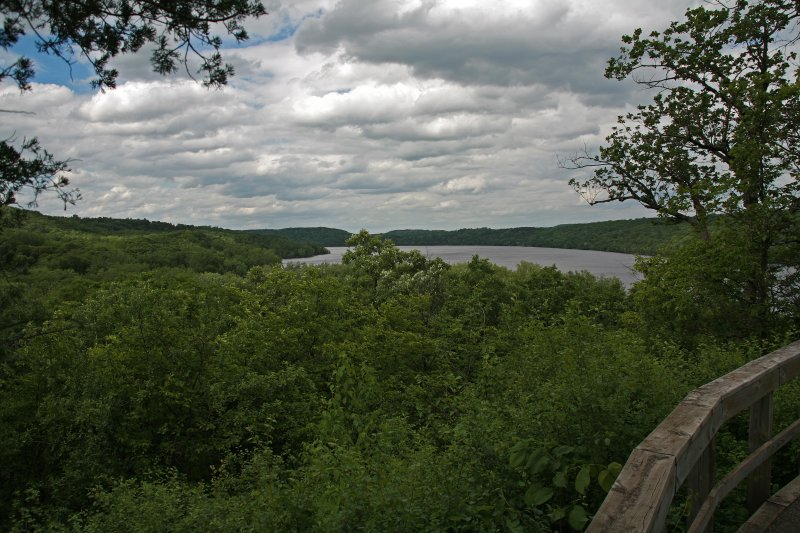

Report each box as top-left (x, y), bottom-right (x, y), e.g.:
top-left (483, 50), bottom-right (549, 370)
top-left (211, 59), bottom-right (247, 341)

top-left (0, 1), bottom-right (266, 212)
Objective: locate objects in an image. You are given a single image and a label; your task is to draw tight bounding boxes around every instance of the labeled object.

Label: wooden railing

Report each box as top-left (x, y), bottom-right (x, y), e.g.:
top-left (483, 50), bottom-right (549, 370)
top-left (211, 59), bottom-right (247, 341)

top-left (588, 340), bottom-right (800, 532)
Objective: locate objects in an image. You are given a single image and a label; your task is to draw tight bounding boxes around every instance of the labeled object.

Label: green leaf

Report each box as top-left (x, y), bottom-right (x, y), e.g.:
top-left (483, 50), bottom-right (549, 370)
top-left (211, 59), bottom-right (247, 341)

top-left (568, 505), bottom-right (589, 531)
top-left (553, 470), bottom-right (568, 488)
top-left (527, 449), bottom-right (551, 475)
top-left (525, 484), bottom-right (554, 507)
top-left (549, 506), bottom-right (567, 523)
top-left (598, 470), bottom-right (613, 492)
top-left (598, 462), bottom-right (623, 492)
top-left (509, 448), bottom-right (527, 469)
top-left (509, 440), bottom-right (531, 468)
top-left (552, 445), bottom-right (574, 457)
top-left (505, 517), bottom-right (525, 533)
top-left (575, 465), bottom-right (591, 495)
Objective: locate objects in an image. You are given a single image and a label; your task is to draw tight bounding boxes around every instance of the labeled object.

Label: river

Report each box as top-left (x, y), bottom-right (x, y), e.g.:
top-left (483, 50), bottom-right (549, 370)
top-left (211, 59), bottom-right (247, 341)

top-left (284, 245), bottom-right (641, 287)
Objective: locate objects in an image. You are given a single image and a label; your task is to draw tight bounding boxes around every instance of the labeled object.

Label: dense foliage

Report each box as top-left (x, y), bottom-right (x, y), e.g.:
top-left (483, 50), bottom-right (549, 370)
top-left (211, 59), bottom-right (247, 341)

top-left (2, 216), bottom-right (798, 531)
top-left (4, 210), bottom-right (327, 256)
top-left (0, 209), bottom-right (325, 359)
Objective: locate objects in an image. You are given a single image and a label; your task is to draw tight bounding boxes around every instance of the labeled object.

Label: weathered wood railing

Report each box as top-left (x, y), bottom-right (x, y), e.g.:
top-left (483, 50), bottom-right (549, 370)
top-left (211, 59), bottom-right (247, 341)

top-left (588, 340), bottom-right (800, 532)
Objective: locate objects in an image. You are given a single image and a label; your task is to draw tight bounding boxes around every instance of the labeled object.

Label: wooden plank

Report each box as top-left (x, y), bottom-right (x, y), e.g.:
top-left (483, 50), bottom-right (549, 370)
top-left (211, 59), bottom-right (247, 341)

top-left (766, 340), bottom-right (800, 383)
top-left (696, 363), bottom-right (777, 420)
top-left (723, 373), bottom-right (779, 419)
top-left (767, 472), bottom-right (800, 507)
top-left (639, 401), bottom-right (720, 483)
top-left (587, 448), bottom-right (675, 533)
top-left (687, 415), bottom-right (800, 532)
top-left (779, 354), bottom-right (800, 385)
top-left (737, 500), bottom-right (784, 533)
top-left (695, 341), bottom-right (800, 420)
top-left (738, 473), bottom-right (800, 532)
top-left (747, 393), bottom-right (773, 513)
top-left (687, 440), bottom-right (715, 532)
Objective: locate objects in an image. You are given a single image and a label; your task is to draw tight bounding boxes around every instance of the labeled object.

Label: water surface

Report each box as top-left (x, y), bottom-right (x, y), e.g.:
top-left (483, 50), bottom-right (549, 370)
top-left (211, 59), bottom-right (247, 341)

top-left (284, 245), bottom-right (641, 287)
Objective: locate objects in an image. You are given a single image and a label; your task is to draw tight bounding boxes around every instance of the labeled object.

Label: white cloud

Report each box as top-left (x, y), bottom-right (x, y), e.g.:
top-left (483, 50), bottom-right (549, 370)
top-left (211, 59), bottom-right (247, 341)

top-left (1, 0), bottom-right (701, 231)
top-left (291, 82), bottom-right (421, 126)
top-left (439, 176), bottom-right (486, 193)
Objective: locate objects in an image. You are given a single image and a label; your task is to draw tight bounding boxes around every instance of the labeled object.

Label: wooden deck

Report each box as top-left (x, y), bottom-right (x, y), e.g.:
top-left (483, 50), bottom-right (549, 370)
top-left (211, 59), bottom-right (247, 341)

top-left (588, 340), bottom-right (800, 533)
top-left (739, 475), bottom-right (800, 533)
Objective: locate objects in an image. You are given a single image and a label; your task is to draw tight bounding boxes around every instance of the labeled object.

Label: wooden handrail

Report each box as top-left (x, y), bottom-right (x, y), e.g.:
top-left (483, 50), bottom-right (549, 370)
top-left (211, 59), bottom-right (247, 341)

top-left (588, 340), bottom-right (800, 533)
top-left (688, 416), bottom-right (800, 532)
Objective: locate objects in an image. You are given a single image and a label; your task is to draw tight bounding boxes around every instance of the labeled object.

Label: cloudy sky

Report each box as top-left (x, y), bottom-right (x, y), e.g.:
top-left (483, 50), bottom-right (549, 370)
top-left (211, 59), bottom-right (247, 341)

top-left (1, 0), bottom-right (698, 232)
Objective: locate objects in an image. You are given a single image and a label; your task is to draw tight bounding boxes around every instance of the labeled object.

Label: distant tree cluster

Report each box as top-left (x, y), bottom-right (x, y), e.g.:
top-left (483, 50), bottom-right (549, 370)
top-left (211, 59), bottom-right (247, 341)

top-left (0, 209), bottom-right (325, 353)
top-left (246, 220), bottom-right (687, 255)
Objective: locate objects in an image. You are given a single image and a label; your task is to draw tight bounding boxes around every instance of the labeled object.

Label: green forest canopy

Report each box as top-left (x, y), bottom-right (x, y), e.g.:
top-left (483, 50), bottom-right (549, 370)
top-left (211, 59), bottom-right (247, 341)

top-left (1, 208), bottom-right (800, 531)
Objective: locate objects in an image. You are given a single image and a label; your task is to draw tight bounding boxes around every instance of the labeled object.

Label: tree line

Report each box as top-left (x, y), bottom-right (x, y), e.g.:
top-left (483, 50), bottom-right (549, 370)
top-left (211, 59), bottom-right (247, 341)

top-left (248, 218), bottom-right (689, 255)
top-left (380, 218), bottom-right (690, 255)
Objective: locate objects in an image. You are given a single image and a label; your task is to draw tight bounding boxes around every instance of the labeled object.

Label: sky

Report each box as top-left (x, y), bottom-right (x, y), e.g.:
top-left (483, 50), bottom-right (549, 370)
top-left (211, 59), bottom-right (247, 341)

top-left (0, 0), bottom-right (699, 232)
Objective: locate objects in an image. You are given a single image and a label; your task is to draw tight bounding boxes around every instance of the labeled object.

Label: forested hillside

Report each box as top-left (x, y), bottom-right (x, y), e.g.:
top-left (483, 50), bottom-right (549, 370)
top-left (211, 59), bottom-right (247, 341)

top-left (11, 210), bottom-right (328, 258)
top-left (245, 218), bottom-right (687, 254)
top-left (27, 212), bottom-right (689, 255)
top-left (381, 218), bottom-right (688, 255)
top-left (247, 226), bottom-right (353, 247)
top-left (2, 219), bottom-right (799, 531)
top-left (0, 209), bottom-right (324, 359)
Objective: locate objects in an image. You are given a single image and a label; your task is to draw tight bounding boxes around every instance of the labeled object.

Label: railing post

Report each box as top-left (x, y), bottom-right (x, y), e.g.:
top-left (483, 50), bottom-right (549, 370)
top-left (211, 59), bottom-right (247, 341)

top-left (747, 392), bottom-right (773, 513)
top-left (687, 439), bottom-right (716, 532)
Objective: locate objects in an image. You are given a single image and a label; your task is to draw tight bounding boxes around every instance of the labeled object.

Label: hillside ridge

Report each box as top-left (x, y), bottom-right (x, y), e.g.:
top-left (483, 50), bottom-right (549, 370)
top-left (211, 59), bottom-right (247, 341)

top-left (11, 211), bottom-right (690, 256)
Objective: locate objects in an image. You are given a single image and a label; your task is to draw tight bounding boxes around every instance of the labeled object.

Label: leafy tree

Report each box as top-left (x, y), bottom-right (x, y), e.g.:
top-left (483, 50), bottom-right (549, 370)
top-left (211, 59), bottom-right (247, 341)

top-left (342, 230), bottom-right (451, 308)
top-left (0, 137), bottom-right (77, 212)
top-left (564, 0), bottom-right (800, 334)
top-left (0, 0), bottom-right (266, 211)
top-left (631, 230), bottom-right (781, 345)
top-left (1, 0), bottom-right (266, 91)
